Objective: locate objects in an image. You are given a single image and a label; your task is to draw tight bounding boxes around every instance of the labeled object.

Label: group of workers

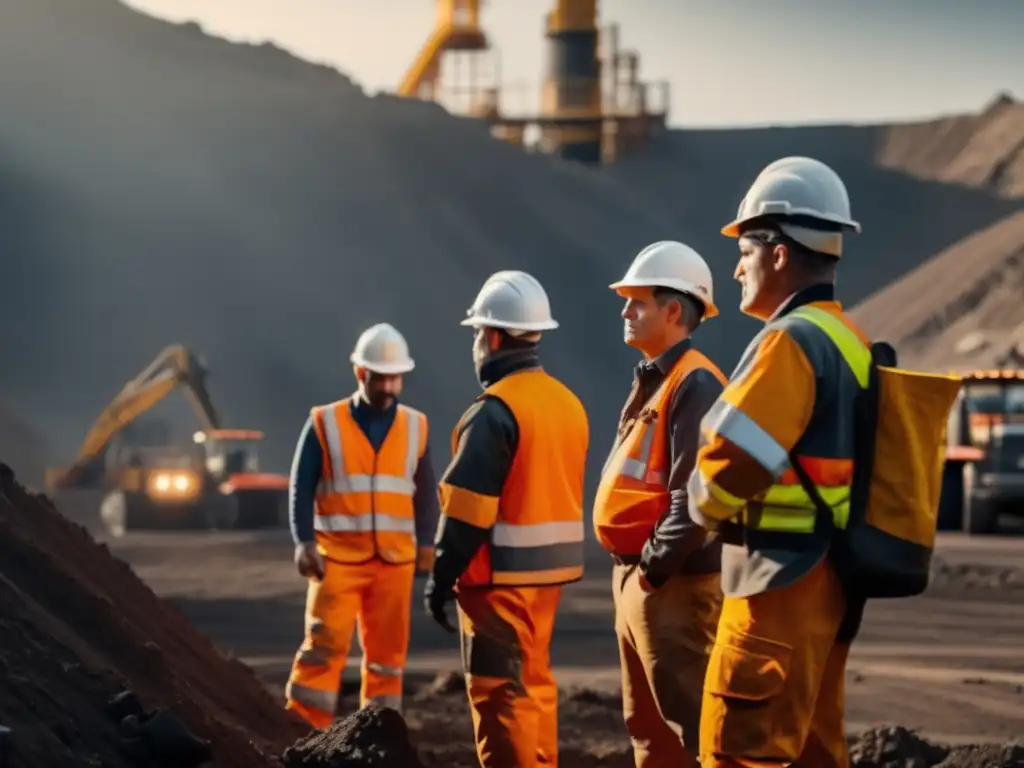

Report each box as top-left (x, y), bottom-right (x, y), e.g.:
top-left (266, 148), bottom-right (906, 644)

top-left (281, 155), bottom-right (875, 767)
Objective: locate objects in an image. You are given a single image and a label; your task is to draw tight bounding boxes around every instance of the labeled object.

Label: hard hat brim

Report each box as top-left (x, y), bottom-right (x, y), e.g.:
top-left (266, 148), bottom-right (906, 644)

top-left (349, 355), bottom-right (415, 375)
top-left (722, 213), bottom-right (862, 239)
top-left (609, 278), bottom-right (718, 320)
top-left (460, 316), bottom-right (559, 332)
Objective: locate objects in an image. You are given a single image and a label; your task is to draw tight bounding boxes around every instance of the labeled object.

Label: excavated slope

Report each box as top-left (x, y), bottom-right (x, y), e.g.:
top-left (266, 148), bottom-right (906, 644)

top-left (0, 0), bottom-right (1019, 477)
top-left (850, 209), bottom-right (1024, 371)
top-left (0, 464), bottom-right (307, 766)
top-left (848, 98), bottom-right (1024, 370)
top-left (875, 93), bottom-right (1024, 199)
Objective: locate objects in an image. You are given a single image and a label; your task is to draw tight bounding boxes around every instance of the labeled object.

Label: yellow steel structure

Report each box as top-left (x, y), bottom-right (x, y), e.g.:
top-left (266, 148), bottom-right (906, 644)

top-left (398, 0), bottom-right (490, 101)
top-left (396, 0), bottom-right (669, 164)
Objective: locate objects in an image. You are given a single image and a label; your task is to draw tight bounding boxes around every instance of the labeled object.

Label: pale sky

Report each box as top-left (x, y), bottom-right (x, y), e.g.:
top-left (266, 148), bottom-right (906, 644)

top-left (124, 0), bottom-right (1024, 128)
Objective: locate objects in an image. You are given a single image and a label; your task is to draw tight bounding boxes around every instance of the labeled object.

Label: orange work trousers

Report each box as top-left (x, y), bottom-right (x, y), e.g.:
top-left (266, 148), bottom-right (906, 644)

top-left (613, 564), bottom-right (722, 768)
top-left (456, 585), bottom-right (562, 767)
top-left (699, 558), bottom-right (850, 768)
top-left (285, 557), bottom-right (415, 729)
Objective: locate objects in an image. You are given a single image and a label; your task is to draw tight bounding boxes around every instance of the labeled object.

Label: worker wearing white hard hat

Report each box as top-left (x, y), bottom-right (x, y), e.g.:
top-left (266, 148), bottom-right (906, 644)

top-left (689, 157), bottom-right (866, 767)
top-left (594, 241), bottom-right (728, 767)
top-left (425, 270), bottom-right (589, 767)
top-left (285, 321), bottom-right (441, 728)
top-left (721, 155), bottom-right (861, 320)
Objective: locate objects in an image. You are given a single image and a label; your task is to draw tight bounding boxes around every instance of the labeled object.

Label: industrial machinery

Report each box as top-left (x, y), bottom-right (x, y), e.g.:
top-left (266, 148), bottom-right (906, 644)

top-left (398, 0), bottom-right (669, 164)
top-left (44, 345), bottom-right (289, 537)
top-left (939, 369), bottom-right (1024, 535)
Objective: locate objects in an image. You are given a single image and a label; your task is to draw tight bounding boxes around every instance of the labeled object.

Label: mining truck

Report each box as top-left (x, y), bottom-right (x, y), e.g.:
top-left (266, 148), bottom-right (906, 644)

top-left (938, 369), bottom-right (1024, 535)
top-left (44, 345), bottom-right (289, 537)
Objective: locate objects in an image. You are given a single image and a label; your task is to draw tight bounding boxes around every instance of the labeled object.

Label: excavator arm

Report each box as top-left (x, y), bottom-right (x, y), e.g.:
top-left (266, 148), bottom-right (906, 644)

top-left (48, 345), bottom-right (222, 489)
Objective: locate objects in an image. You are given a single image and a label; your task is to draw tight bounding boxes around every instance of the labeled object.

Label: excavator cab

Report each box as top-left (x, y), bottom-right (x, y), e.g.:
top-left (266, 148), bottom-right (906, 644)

top-left (194, 429), bottom-right (263, 478)
top-left (194, 428), bottom-right (289, 530)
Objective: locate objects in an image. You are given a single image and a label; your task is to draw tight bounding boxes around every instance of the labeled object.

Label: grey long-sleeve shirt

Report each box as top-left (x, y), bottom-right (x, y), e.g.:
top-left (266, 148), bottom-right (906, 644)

top-left (288, 396), bottom-right (441, 550)
top-left (612, 338), bottom-right (725, 585)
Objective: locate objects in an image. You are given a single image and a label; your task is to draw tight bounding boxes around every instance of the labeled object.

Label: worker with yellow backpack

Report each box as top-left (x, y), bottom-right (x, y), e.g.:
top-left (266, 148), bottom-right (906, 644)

top-left (687, 156), bottom-right (963, 767)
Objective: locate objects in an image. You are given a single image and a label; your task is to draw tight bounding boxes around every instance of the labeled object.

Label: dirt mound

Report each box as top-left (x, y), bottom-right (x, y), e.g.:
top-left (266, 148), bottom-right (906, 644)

top-left (288, 684), bottom-right (1023, 768)
top-left (850, 210), bottom-right (1024, 370)
top-left (283, 703), bottom-right (422, 768)
top-left (0, 463), bottom-right (307, 767)
top-left (1, 0), bottom-right (1019, 485)
top-left (849, 725), bottom-right (1024, 768)
top-left (876, 94), bottom-right (1024, 199)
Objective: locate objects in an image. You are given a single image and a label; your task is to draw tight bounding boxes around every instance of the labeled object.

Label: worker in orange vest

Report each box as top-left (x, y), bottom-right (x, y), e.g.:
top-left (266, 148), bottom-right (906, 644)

top-left (688, 157), bottom-right (865, 767)
top-left (424, 270), bottom-right (590, 767)
top-left (593, 242), bottom-right (727, 767)
top-left (284, 322), bottom-right (440, 728)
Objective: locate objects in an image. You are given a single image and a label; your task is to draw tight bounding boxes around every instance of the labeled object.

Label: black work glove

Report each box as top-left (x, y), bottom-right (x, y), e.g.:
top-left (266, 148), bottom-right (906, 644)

top-left (639, 539), bottom-right (668, 591)
top-left (423, 575), bottom-right (458, 634)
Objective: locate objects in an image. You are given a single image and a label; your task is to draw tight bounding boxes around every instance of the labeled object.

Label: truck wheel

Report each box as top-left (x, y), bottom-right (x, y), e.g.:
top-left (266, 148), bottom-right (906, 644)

top-left (275, 490), bottom-right (289, 528)
top-left (202, 495), bottom-right (238, 531)
top-left (937, 463), bottom-right (964, 531)
top-left (964, 494), bottom-right (1000, 535)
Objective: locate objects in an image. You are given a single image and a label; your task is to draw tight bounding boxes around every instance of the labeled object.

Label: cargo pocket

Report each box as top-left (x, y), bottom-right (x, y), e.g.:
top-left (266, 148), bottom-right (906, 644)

top-left (703, 631), bottom-right (797, 760)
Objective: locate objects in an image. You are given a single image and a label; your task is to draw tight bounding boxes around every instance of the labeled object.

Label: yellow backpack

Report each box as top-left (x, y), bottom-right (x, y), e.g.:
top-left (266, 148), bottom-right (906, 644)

top-left (788, 306), bottom-right (963, 599)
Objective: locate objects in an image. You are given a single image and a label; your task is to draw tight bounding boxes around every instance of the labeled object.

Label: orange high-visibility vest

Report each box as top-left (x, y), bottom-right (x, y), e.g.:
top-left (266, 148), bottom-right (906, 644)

top-left (455, 369), bottom-right (590, 588)
top-left (310, 398), bottom-right (427, 564)
top-left (593, 348), bottom-right (726, 555)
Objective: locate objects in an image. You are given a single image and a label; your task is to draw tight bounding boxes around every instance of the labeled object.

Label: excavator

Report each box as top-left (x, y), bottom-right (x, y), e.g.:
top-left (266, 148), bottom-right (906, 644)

top-left (939, 368), bottom-right (1024, 535)
top-left (44, 345), bottom-right (289, 537)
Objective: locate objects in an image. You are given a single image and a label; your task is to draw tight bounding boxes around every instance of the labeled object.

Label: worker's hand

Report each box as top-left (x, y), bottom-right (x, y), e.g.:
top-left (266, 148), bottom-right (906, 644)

top-left (294, 542), bottom-right (325, 581)
top-left (423, 575), bottom-right (457, 634)
top-left (416, 546), bottom-right (436, 574)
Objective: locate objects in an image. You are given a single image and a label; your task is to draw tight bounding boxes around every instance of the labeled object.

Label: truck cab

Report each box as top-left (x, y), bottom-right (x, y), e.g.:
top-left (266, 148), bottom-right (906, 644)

top-left (942, 370), bottom-right (1024, 534)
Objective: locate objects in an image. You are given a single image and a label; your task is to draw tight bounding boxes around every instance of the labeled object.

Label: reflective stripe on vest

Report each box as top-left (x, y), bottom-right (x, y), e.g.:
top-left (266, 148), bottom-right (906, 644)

top-left (602, 411), bottom-right (662, 485)
top-left (593, 348), bottom-right (726, 555)
top-left (311, 401), bottom-right (425, 564)
top-left (725, 306), bottom-right (869, 535)
top-left (452, 369), bottom-right (589, 588)
top-left (315, 405), bottom-right (420, 534)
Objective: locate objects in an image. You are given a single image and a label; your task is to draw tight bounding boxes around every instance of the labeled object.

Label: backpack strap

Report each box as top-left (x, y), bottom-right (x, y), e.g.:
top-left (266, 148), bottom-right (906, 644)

top-left (781, 306), bottom-right (873, 535)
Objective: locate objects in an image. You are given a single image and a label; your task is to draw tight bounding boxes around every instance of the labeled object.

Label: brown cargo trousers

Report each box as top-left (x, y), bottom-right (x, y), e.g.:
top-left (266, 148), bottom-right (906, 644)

top-left (612, 563), bottom-right (723, 768)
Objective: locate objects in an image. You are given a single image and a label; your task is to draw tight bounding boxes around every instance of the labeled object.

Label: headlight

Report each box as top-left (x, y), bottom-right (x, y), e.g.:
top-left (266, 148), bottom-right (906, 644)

top-left (149, 471), bottom-right (198, 498)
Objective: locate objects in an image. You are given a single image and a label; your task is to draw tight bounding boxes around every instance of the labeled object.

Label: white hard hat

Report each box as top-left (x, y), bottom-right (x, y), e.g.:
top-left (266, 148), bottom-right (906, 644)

top-left (460, 270), bottom-right (559, 334)
top-left (609, 241), bottom-right (719, 320)
top-left (349, 322), bottom-right (415, 375)
top-left (722, 156), bottom-right (861, 257)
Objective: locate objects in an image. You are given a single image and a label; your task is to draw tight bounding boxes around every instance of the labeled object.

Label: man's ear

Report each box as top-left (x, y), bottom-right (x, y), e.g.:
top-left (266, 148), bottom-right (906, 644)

top-left (771, 243), bottom-right (790, 273)
top-left (665, 297), bottom-right (683, 326)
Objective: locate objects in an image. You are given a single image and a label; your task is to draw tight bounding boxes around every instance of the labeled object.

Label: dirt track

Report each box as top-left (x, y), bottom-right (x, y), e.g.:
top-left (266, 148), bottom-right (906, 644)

top-left (104, 528), bottom-right (1024, 751)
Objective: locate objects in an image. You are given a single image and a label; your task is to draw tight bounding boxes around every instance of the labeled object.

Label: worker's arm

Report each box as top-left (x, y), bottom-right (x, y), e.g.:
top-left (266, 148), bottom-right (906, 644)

top-left (412, 444), bottom-right (442, 571)
top-left (641, 368), bottom-right (725, 587)
top-left (288, 415), bottom-right (322, 545)
top-left (688, 329), bottom-right (815, 530)
top-left (430, 397), bottom-right (518, 594)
